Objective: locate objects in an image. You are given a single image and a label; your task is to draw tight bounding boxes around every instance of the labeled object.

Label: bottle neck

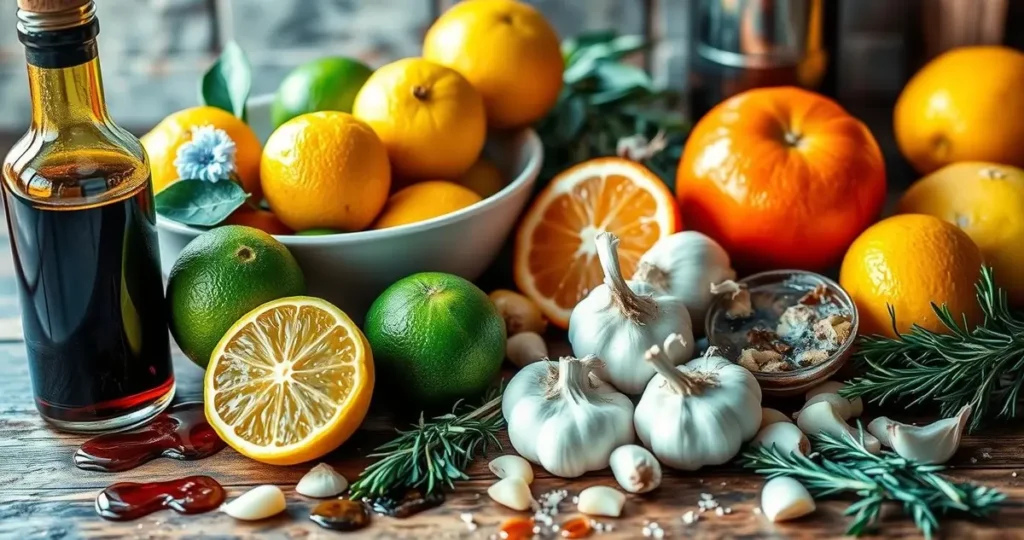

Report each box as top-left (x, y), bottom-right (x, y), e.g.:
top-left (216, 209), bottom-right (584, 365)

top-left (27, 54), bottom-right (110, 131)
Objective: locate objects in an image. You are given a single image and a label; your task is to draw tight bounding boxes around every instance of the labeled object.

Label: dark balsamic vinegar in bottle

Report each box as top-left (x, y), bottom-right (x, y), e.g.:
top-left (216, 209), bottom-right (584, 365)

top-left (2, 0), bottom-right (174, 432)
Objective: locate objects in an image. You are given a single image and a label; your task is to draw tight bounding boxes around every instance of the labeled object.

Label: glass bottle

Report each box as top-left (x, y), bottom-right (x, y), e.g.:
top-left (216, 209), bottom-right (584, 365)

top-left (2, 0), bottom-right (174, 432)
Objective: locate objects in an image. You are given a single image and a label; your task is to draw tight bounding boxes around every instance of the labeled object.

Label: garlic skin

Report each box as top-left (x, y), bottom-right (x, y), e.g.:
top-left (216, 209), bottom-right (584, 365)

top-left (506, 331), bottom-right (548, 368)
top-left (609, 445), bottom-right (662, 493)
top-left (487, 477), bottom-right (534, 511)
top-left (502, 355), bottom-right (635, 477)
top-left (295, 463), bottom-right (348, 498)
top-left (632, 231), bottom-right (736, 324)
top-left (760, 477), bottom-right (815, 522)
top-left (867, 405), bottom-right (971, 464)
top-left (221, 485), bottom-right (286, 520)
top-left (760, 407), bottom-right (792, 429)
top-left (488, 454), bottom-right (535, 484)
top-left (806, 381), bottom-right (863, 417)
top-left (577, 486), bottom-right (626, 517)
top-left (751, 422), bottom-right (811, 456)
top-left (569, 232), bottom-right (695, 394)
top-left (796, 401), bottom-right (880, 453)
top-left (634, 337), bottom-right (762, 470)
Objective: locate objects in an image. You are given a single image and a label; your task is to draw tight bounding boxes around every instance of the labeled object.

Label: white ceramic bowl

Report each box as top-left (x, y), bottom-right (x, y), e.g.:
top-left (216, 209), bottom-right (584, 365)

top-left (156, 94), bottom-right (543, 320)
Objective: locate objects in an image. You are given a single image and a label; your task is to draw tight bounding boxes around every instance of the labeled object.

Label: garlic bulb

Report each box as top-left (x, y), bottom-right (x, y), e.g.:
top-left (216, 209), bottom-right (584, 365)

top-left (634, 337), bottom-right (762, 470)
top-left (867, 405), bottom-right (971, 464)
top-left (633, 231), bottom-right (736, 324)
top-left (609, 444), bottom-right (662, 493)
top-left (569, 232), bottom-right (695, 394)
top-left (502, 355), bottom-right (635, 477)
top-left (296, 463), bottom-right (348, 498)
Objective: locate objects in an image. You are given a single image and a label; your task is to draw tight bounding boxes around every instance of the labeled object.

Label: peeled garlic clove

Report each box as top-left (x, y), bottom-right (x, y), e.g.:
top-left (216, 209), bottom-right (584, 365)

top-left (489, 454), bottom-right (535, 485)
top-left (577, 485), bottom-right (626, 517)
top-left (295, 463), bottom-right (348, 498)
top-left (868, 405), bottom-right (971, 464)
top-left (760, 407), bottom-right (792, 429)
top-left (506, 332), bottom-right (548, 368)
top-left (221, 485), bottom-right (286, 521)
top-left (796, 393), bottom-right (853, 420)
top-left (751, 422), bottom-right (810, 456)
top-left (806, 381), bottom-right (863, 418)
top-left (760, 477), bottom-right (815, 522)
top-left (796, 401), bottom-right (880, 454)
top-left (609, 445), bottom-right (662, 494)
top-left (487, 477), bottom-right (534, 511)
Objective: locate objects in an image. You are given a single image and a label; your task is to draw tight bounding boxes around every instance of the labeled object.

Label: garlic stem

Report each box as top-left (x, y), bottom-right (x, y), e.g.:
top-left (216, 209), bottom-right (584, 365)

top-left (595, 232), bottom-right (655, 323)
top-left (643, 340), bottom-right (709, 396)
top-left (544, 356), bottom-right (597, 403)
top-left (633, 261), bottom-right (669, 291)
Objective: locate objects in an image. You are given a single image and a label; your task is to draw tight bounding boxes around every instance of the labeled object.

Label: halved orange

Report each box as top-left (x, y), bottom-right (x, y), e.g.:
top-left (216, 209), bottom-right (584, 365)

top-left (514, 158), bottom-right (681, 328)
top-left (204, 296), bottom-right (374, 465)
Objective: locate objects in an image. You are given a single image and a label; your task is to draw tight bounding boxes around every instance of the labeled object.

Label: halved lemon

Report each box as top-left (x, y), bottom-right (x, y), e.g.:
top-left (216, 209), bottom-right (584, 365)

top-left (204, 296), bottom-right (374, 465)
top-left (514, 158), bottom-right (680, 328)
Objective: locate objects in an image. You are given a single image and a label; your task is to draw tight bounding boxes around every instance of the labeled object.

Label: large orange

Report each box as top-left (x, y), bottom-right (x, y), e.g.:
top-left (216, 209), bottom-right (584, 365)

top-left (514, 158), bottom-right (680, 328)
top-left (677, 87), bottom-right (886, 272)
top-left (261, 112), bottom-right (390, 232)
top-left (894, 46), bottom-right (1024, 174)
top-left (840, 214), bottom-right (983, 338)
top-left (423, 0), bottom-right (563, 128)
top-left (141, 106), bottom-right (262, 197)
top-left (372, 181), bottom-right (482, 230)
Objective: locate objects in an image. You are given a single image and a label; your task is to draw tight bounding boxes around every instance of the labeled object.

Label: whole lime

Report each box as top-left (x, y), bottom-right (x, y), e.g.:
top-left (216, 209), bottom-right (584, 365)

top-left (271, 57), bottom-right (374, 128)
top-left (363, 272), bottom-right (506, 407)
top-left (167, 225), bottom-right (306, 368)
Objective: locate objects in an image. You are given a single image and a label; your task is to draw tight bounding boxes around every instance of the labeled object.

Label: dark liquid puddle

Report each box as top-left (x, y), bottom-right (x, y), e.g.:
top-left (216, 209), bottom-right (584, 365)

top-left (95, 475), bottom-right (226, 521)
top-left (310, 499), bottom-right (371, 531)
top-left (367, 489), bottom-right (445, 518)
top-left (75, 402), bottom-right (225, 472)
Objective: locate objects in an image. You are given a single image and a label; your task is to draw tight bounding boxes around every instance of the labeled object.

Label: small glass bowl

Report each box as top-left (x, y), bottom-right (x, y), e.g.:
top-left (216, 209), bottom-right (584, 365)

top-left (704, 269), bottom-right (859, 396)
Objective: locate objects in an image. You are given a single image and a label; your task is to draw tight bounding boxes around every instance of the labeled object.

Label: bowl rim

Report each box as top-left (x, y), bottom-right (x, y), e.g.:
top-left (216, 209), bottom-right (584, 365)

top-left (155, 95), bottom-right (544, 245)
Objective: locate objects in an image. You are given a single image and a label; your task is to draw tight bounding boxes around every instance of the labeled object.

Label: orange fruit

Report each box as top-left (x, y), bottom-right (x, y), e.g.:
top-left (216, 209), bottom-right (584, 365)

top-left (353, 58), bottom-right (485, 180)
top-left (839, 214), bottom-right (983, 339)
top-left (677, 86), bottom-right (886, 272)
top-left (141, 106), bottom-right (262, 197)
top-left (372, 181), bottom-right (482, 230)
top-left (456, 157), bottom-right (505, 198)
top-left (223, 207), bottom-right (293, 236)
top-left (514, 158), bottom-right (680, 328)
top-left (894, 46), bottom-right (1024, 174)
top-left (423, 0), bottom-right (563, 128)
top-left (897, 162), bottom-right (1024, 306)
top-left (260, 111), bottom-right (390, 232)
top-left (205, 296), bottom-right (374, 465)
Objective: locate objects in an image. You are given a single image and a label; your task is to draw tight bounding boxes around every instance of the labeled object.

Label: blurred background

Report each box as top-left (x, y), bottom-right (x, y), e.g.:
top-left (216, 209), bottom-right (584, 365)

top-left (0, 0), bottom-right (1022, 141)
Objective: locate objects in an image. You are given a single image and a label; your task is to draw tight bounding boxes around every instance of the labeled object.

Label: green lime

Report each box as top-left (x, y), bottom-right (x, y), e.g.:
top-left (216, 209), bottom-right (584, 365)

top-left (296, 228), bottom-right (343, 236)
top-left (271, 57), bottom-right (374, 128)
top-left (363, 272), bottom-right (506, 407)
top-left (167, 225), bottom-right (306, 368)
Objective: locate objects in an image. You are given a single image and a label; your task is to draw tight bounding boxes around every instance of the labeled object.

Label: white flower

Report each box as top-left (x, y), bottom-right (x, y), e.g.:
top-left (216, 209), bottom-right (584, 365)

top-left (174, 125), bottom-right (237, 182)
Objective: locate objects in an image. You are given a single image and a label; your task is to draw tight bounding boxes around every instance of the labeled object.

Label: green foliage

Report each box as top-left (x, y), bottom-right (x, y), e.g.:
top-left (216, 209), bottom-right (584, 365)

top-left (154, 180), bottom-right (248, 227)
top-left (200, 41), bottom-right (252, 121)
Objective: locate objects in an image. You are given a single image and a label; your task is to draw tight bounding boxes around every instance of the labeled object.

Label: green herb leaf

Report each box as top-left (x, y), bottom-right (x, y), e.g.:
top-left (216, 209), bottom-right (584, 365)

top-left (154, 179), bottom-right (248, 227)
top-left (562, 29), bottom-right (618, 62)
top-left (199, 41), bottom-right (252, 120)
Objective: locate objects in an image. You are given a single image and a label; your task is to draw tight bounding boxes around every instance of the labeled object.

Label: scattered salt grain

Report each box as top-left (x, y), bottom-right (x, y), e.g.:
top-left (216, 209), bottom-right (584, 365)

top-left (1013, 472), bottom-right (1018, 478)
top-left (682, 510), bottom-right (698, 524)
top-left (459, 512), bottom-right (477, 531)
top-left (753, 508), bottom-right (762, 515)
top-left (970, 457), bottom-right (978, 464)
top-left (715, 507), bottom-right (725, 516)
top-left (982, 452), bottom-right (992, 460)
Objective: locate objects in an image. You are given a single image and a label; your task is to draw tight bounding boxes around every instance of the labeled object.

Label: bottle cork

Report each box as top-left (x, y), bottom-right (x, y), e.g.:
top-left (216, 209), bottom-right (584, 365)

top-left (17, 0), bottom-right (91, 12)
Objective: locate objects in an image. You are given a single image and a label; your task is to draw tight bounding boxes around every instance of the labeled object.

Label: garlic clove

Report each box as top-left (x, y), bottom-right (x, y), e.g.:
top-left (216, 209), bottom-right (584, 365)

top-left (295, 463), bottom-right (348, 498)
top-left (867, 405), bottom-right (971, 464)
top-left (806, 380), bottom-right (863, 418)
top-left (760, 407), bottom-right (793, 430)
top-left (577, 485), bottom-right (626, 517)
top-left (488, 455), bottom-right (535, 485)
top-left (796, 401), bottom-right (880, 454)
top-left (505, 332), bottom-right (548, 369)
top-left (751, 422), bottom-right (810, 456)
top-left (609, 445), bottom-right (662, 494)
top-left (760, 477), bottom-right (815, 522)
top-left (221, 485), bottom-right (287, 521)
top-left (487, 477), bottom-right (534, 511)
top-left (490, 289), bottom-right (548, 336)
top-left (796, 392), bottom-right (853, 420)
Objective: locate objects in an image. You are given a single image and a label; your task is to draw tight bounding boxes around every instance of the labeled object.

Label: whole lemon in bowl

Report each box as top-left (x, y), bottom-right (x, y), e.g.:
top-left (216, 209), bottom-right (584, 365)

top-left (261, 111), bottom-right (391, 232)
top-left (839, 214), bottom-right (983, 338)
top-left (424, 0), bottom-right (563, 128)
top-left (353, 58), bottom-right (485, 180)
top-left (898, 162), bottom-right (1024, 306)
top-left (894, 46), bottom-right (1024, 174)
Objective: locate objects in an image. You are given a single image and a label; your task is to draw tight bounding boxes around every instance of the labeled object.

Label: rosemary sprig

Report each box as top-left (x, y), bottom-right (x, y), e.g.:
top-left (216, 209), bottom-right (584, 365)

top-left (840, 266), bottom-right (1024, 432)
top-left (348, 388), bottom-right (504, 499)
top-left (742, 428), bottom-right (1005, 538)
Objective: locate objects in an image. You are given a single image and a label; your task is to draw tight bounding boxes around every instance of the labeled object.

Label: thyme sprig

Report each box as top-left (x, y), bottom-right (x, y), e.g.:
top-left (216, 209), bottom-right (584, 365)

top-left (348, 388), bottom-right (504, 499)
top-left (840, 266), bottom-right (1024, 432)
top-left (742, 428), bottom-right (1005, 538)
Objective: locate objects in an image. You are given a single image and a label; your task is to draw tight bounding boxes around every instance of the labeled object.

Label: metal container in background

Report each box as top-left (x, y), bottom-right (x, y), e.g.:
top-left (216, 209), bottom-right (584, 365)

top-left (689, 0), bottom-right (838, 117)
